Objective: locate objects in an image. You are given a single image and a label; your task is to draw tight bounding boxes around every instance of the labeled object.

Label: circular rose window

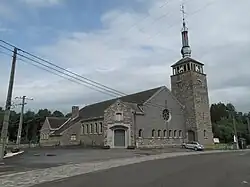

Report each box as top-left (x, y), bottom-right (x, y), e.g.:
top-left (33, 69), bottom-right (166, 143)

top-left (162, 109), bottom-right (170, 121)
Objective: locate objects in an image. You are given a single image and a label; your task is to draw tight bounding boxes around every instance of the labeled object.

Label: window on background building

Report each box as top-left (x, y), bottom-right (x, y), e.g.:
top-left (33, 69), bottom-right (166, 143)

top-left (152, 129), bottom-right (155, 138)
top-left (70, 134), bottom-right (76, 141)
top-left (95, 123), bottom-right (98, 134)
top-left (139, 129), bottom-right (143, 138)
top-left (204, 130), bottom-right (206, 137)
top-left (99, 122), bottom-right (103, 134)
top-left (115, 112), bottom-right (123, 121)
top-left (169, 130), bottom-right (172, 138)
top-left (179, 130), bottom-right (182, 138)
top-left (158, 130), bottom-right (161, 138)
top-left (174, 130), bottom-right (177, 138)
top-left (163, 130), bottom-right (167, 138)
top-left (90, 124), bottom-right (93, 134)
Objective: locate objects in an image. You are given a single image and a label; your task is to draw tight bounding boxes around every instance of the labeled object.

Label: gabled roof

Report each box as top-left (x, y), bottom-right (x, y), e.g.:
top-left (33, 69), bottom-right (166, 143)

top-left (47, 117), bottom-right (68, 129)
top-left (171, 57), bottom-right (204, 67)
top-left (79, 86), bottom-right (163, 120)
top-left (50, 86), bottom-right (163, 136)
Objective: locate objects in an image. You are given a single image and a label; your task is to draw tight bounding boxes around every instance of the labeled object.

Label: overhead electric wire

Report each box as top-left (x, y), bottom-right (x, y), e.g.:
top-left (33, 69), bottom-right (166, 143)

top-left (18, 53), bottom-right (124, 98)
top-left (0, 44), bottom-right (121, 97)
top-left (0, 40), bottom-right (126, 97)
top-left (0, 42), bottom-right (182, 112)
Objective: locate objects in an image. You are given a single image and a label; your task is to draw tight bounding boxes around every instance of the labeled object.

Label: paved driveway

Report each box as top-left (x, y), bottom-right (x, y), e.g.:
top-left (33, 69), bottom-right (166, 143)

top-left (0, 146), bottom-right (187, 175)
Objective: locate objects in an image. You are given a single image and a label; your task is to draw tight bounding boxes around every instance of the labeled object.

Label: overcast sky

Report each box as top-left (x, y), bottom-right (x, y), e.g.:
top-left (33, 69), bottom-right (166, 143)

top-left (0, 0), bottom-right (249, 114)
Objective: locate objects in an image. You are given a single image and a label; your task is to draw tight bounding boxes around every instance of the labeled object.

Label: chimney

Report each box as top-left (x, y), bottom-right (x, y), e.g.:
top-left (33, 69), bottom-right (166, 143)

top-left (72, 106), bottom-right (79, 118)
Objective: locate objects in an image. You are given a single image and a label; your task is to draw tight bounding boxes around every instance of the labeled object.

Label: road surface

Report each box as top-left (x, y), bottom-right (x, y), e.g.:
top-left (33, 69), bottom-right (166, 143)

top-left (33, 151), bottom-right (250, 187)
top-left (0, 146), bottom-right (186, 176)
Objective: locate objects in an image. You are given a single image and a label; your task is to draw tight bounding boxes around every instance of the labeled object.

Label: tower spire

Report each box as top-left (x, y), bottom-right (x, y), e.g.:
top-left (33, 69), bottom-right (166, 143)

top-left (180, 4), bottom-right (191, 58)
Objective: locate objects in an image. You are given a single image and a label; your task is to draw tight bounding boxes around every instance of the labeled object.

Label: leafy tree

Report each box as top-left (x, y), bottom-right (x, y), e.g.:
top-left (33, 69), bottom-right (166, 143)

top-left (52, 110), bottom-right (64, 117)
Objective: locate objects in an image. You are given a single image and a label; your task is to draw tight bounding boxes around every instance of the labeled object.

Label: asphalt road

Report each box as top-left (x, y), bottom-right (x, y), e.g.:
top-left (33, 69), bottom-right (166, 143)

top-left (32, 151), bottom-right (250, 187)
top-left (0, 146), bottom-right (187, 175)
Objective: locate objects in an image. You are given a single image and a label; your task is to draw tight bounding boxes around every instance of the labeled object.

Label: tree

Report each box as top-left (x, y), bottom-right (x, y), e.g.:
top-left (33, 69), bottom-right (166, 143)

top-left (52, 110), bottom-right (64, 117)
top-left (210, 102), bottom-right (250, 144)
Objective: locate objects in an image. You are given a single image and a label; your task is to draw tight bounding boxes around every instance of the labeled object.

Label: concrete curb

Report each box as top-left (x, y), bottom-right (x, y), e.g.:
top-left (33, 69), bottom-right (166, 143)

top-left (3, 151), bottom-right (24, 159)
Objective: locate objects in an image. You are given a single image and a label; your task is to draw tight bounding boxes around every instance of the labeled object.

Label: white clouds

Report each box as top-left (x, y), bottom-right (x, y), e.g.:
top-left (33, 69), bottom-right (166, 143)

top-left (20, 0), bottom-right (62, 7)
top-left (1, 0), bottom-right (250, 112)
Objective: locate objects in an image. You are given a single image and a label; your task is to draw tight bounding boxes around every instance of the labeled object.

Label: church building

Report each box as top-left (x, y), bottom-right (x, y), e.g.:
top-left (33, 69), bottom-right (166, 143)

top-left (39, 16), bottom-right (214, 148)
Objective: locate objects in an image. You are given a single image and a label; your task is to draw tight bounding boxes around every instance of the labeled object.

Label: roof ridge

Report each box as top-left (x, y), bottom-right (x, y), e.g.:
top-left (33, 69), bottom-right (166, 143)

top-left (80, 86), bottom-right (163, 110)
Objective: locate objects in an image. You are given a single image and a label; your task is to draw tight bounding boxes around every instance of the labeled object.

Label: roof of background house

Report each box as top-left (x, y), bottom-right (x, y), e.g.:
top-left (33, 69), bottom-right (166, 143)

top-left (51, 86), bottom-right (163, 136)
top-left (47, 117), bottom-right (68, 129)
top-left (171, 57), bottom-right (204, 67)
top-left (51, 117), bottom-right (80, 135)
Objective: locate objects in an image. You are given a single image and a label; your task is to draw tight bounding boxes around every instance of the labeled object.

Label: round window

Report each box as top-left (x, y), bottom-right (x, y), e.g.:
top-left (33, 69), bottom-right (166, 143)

top-left (162, 109), bottom-right (170, 121)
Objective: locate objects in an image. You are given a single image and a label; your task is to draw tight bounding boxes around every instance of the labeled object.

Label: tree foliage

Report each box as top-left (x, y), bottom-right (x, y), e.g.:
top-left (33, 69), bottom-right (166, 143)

top-left (211, 102), bottom-right (250, 144)
top-left (0, 108), bottom-right (67, 144)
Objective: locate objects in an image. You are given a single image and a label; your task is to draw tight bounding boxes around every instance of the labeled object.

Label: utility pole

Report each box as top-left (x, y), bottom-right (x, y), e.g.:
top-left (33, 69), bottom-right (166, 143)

top-left (232, 113), bottom-right (239, 150)
top-left (15, 96), bottom-right (33, 147)
top-left (247, 117), bottom-right (250, 135)
top-left (0, 47), bottom-right (18, 160)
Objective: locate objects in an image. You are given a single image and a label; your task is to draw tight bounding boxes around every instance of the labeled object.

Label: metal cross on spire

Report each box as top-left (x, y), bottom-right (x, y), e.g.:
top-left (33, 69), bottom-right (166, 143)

top-left (181, 3), bottom-right (187, 31)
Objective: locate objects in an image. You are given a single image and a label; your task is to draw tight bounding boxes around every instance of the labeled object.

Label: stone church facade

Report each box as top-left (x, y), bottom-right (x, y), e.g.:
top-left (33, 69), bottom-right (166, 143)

top-left (40, 19), bottom-right (213, 148)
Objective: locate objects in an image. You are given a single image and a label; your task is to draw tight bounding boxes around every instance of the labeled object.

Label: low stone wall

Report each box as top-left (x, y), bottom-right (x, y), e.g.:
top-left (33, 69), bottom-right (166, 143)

top-left (137, 137), bottom-right (184, 148)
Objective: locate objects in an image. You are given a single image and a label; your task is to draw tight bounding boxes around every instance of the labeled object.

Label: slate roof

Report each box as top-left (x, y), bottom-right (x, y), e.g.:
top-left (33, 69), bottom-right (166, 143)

top-left (51, 86), bottom-right (163, 136)
top-left (171, 57), bottom-right (204, 67)
top-left (47, 117), bottom-right (68, 129)
top-left (78, 86), bottom-right (163, 120)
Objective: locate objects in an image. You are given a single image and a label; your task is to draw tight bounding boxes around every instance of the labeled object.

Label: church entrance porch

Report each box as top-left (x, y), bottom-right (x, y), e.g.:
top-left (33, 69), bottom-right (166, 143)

top-left (106, 124), bottom-right (131, 148)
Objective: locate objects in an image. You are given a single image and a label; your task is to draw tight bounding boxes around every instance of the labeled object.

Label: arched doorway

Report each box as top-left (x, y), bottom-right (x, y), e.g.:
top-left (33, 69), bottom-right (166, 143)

top-left (188, 130), bottom-right (195, 141)
top-left (114, 129), bottom-right (126, 147)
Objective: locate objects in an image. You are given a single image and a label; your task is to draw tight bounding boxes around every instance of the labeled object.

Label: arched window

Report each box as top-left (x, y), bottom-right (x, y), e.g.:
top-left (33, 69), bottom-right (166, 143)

top-left (139, 129), bottom-right (143, 138)
top-left (174, 130), bottom-right (177, 138)
top-left (86, 124), bottom-right (89, 134)
top-left (99, 122), bottom-right (103, 134)
top-left (152, 129), bottom-right (155, 138)
top-left (158, 130), bottom-right (161, 138)
top-left (169, 130), bottom-right (172, 138)
top-left (179, 130), bottom-right (182, 138)
top-left (90, 124), bottom-right (93, 134)
top-left (95, 123), bottom-right (98, 134)
top-left (163, 130), bottom-right (167, 138)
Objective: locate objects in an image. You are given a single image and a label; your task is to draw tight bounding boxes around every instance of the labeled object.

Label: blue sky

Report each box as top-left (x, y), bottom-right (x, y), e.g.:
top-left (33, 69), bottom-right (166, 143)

top-left (0, 0), bottom-right (250, 113)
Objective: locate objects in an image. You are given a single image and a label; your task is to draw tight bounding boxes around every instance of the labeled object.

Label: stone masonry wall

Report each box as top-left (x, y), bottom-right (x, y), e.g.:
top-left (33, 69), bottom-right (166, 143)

top-left (171, 70), bottom-right (213, 145)
top-left (104, 100), bottom-right (134, 147)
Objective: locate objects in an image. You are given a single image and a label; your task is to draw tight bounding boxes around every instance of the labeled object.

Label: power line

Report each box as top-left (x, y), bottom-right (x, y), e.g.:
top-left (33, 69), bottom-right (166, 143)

top-left (18, 57), bottom-right (121, 98)
top-left (0, 45), bottom-right (122, 98)
top-left (0, 41), bottom-right (184, 113)
top-left (0, 40), bottom-right (126, 97)
top-left (18, 53), bottom-right (125, 97)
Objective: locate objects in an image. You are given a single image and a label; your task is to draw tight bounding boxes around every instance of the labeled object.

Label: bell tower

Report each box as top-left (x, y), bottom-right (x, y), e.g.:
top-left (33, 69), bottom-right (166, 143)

top-left (170, 5), bottom-right (213, 145)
